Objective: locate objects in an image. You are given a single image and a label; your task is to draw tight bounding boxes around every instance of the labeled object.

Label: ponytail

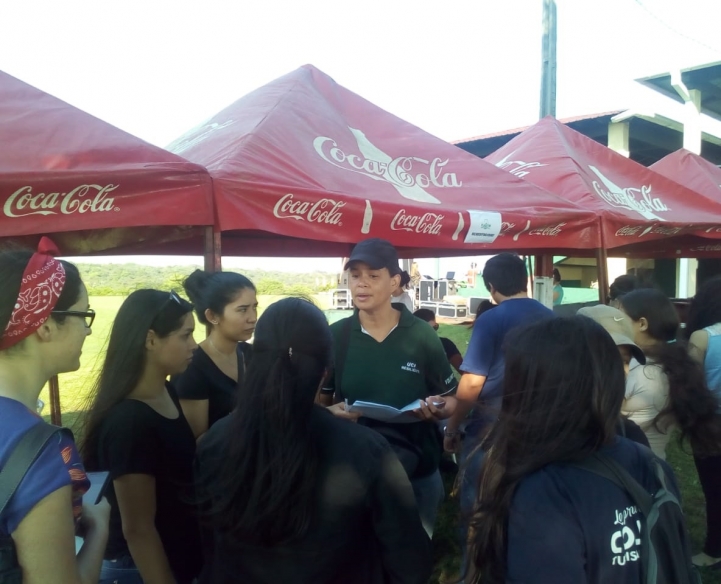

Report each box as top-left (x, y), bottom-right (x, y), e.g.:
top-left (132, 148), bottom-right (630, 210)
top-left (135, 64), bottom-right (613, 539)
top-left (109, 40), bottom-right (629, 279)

top-left (198, 298), bottom-right (331, 545)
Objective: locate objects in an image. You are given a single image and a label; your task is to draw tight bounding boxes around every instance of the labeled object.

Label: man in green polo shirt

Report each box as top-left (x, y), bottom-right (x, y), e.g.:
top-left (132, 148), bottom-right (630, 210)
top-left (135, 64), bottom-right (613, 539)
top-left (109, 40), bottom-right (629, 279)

top-left (320, 238), bottom-right (458, 537)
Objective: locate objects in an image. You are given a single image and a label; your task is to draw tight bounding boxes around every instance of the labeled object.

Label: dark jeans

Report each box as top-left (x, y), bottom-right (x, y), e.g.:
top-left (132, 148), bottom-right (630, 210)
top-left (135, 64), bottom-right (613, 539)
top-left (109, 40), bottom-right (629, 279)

top-left (100, 556), bottom-right (143, 584)
top-left (410, 469), bottom-right (445, 537)
top-left (694, 452), bottom-right (721, 557)
top-left (458, 430), bottom-right (487, 582)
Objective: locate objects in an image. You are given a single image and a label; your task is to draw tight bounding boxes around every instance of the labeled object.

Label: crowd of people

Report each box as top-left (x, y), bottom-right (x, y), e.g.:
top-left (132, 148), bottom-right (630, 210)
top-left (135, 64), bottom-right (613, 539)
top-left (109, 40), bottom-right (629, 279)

top-left (1, 236), bottom-right (720, 583)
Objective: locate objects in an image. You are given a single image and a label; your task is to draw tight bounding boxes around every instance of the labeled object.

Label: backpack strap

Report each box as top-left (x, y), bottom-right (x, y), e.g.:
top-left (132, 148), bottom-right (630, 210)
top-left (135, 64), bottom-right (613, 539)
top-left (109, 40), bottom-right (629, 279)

top-left (570, 452), bottom-right (656, 584)
top-left (570, 452), bottom-right (654, 517)
top-left (0, 423), bottom-right (67, 516)
top-left (572, 450), bottom-right (697, 584)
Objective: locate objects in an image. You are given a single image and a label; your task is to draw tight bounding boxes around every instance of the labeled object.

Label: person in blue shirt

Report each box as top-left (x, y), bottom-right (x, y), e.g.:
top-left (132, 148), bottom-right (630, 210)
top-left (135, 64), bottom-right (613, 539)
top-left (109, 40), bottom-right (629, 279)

top-left (466, 316), bottom-right (686, 584)
top-left (443, 253), bottom-right (553, 564)
top-left (0, 240), bottom-right (109, 584)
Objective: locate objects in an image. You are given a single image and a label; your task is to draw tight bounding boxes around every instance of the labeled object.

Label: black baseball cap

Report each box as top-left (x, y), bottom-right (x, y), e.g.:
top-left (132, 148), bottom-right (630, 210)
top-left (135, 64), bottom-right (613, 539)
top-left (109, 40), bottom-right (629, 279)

top-left (344, 238), bottom-right (401, 275)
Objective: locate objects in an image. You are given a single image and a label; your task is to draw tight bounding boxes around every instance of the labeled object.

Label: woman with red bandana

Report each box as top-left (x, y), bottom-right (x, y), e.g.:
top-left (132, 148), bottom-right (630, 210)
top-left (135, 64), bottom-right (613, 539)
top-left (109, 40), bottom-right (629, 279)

top-left (0, 238), bottom-right (108, 584)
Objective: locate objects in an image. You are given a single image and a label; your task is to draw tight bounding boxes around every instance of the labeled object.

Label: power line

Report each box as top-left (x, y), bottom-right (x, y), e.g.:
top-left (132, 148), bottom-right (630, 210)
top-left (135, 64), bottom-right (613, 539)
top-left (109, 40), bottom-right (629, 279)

top-left (633, 0), bottom-right (721, 55)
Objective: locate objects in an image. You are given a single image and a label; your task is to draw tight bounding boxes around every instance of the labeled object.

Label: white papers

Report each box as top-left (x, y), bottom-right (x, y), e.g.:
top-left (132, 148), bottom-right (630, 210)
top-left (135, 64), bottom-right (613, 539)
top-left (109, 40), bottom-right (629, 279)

top-left (346, 399), bottom-right (424, 423)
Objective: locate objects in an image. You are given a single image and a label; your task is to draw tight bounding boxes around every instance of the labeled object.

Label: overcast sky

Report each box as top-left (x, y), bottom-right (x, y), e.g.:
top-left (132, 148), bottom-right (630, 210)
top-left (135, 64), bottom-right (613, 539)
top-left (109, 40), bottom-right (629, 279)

top-left (2, 0), bottom-right (719, 274)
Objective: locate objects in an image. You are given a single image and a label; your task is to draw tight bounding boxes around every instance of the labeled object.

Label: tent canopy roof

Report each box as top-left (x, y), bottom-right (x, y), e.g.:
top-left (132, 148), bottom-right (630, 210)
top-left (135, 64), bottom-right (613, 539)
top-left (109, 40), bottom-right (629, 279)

top-left (486, 117), bottom-right (721, 254)
top-left (0, 70), bottom-right (213, 254)
top-left (169, 65), bottom-right (601, 256)
top-left (651, 148), bottom-right (721, 202)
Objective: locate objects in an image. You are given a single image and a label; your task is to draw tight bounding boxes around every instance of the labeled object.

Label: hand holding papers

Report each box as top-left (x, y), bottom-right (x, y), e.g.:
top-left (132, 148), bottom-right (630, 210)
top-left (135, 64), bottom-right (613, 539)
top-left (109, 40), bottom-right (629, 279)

top-left (346, 399), bottom-right (439, 423)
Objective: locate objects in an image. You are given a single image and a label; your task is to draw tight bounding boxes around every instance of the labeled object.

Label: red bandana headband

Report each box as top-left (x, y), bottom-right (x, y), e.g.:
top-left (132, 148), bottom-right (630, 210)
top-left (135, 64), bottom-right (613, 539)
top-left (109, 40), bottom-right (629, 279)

top-left (0, 237), bottom-right (66, 350)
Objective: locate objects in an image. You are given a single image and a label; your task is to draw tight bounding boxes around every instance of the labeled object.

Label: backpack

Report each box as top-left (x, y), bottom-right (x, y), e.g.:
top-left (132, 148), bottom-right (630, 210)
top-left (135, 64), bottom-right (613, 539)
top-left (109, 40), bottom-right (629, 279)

top-left (0, 423), bottom-right (68, 584)
top-left (572, 451), bottom-right (701, 584)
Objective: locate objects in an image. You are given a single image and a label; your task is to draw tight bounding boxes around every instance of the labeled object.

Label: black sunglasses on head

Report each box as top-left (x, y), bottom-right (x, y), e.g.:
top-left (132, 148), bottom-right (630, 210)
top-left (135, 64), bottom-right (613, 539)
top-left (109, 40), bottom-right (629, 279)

top-left (151, 290), bottom-right (184, 322)
top-left (52, 308), bottom-right (96, 329)
top-left (149, 290), bottom-right (185, 329)
top-left (161, 290), bottom-right (183, 310)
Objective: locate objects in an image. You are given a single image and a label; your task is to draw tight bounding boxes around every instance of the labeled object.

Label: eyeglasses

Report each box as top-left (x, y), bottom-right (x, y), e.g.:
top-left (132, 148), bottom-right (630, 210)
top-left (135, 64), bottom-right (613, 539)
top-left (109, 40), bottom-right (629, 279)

top-left (51, 308), bottom-right (96, 328)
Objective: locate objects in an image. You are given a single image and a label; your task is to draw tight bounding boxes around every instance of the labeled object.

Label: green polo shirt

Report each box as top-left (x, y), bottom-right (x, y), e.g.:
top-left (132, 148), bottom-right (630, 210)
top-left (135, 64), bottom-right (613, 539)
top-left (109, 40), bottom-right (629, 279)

top-left (327, 304), bottom-right (457, 477)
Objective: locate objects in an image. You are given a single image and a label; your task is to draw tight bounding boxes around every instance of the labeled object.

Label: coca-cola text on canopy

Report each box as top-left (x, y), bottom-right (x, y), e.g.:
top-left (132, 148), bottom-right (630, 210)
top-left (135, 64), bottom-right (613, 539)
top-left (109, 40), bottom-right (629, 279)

top-left (3, 184), bottom-right (119, 218)
top-left (272, 193), bottom-right (345, 226)
top-left (588, 165), bottom-right (668, 222)
top-left (494, 152), bottom-right (547, 178)
top-left (313, 127), bottom-right (462, 205)
top-left (390, 209), bottom-right (444, 235)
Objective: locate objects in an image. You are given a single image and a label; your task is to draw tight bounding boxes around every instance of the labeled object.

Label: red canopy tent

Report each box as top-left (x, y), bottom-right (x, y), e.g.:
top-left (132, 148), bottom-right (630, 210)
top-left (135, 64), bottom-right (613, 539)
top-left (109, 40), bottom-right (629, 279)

top-left (168, 65), bottom-right (601, 259)
top-left (645, 149), bottom-right (721, 258)
top-left (651, 149), bottom-right (721, 202)
top-left (0, 70), bottom-right (215, 256)
top-left (485, 117), bottom-right (721, 258)
top-left (0, 70), bottom-right (216, 424)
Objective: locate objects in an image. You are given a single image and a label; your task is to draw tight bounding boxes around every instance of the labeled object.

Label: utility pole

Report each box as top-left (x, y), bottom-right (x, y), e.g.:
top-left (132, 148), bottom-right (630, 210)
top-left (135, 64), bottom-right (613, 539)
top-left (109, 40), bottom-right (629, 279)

top-left (537, 0), bottom-right (559, 291)
top-left (540, 0), bottom-right (557, 118)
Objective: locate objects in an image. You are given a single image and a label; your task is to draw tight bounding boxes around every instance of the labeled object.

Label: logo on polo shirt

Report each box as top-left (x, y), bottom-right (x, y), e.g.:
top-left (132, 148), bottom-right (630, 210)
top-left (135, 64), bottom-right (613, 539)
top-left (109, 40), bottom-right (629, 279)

top-left (401, 361), bottom-right (420, 374)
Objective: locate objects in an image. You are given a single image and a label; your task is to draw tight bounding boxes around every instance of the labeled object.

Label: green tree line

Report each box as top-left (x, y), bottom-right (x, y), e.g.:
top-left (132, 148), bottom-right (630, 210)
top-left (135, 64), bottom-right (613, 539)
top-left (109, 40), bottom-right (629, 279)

top-left (76, 263), bottom-right (339, 297)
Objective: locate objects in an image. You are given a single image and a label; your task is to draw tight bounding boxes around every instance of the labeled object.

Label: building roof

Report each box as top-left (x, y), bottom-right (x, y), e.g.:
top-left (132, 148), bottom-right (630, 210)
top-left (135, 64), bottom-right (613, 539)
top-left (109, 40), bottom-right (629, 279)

top-left (636, 61), bottom-right (721, 121)
top-left (453, 111), bottom-right (624, 145)
top-left (453, 109), bottom-right (721, 166)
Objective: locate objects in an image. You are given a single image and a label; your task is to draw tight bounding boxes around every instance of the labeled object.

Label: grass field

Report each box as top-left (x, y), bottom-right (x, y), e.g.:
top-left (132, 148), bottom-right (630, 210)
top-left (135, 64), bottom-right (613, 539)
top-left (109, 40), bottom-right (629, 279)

top-left (46, 296), bottom-right (717, 583)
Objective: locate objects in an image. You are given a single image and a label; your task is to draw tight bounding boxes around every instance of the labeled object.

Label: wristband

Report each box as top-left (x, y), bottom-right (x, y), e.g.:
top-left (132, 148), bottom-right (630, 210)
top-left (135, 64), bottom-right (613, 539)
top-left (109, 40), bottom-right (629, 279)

top-left (444, 431), bottom-right (458, 438)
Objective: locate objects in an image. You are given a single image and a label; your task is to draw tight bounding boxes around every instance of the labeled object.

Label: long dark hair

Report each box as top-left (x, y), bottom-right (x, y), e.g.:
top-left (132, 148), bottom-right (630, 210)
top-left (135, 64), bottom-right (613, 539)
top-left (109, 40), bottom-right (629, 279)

top-left (686, 276), bottom-right (721, 337)
top-left (81, 289), bottom-right (194, 469)
top-left (620, 289), bottom-right (721, 456)
top-left (0, 247), bottom-right (83, 340)
top-left (199, 297), bottom-right (332, 545)
top-left (469, 316), bottom-right (625, 583)
top-left (183, 269), bottom-right (255, 326)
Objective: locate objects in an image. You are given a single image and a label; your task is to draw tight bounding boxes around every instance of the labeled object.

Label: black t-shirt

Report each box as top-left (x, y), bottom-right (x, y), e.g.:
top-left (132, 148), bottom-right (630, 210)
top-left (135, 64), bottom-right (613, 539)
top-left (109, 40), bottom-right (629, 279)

top-left (195, 407), bottom-right (432, 584)
top-left (440, 336), bottom-right (461, 361)
top-left (97, 384), bottom-right (202, 583)
top-left (174, 342), bottom-right (250, 428)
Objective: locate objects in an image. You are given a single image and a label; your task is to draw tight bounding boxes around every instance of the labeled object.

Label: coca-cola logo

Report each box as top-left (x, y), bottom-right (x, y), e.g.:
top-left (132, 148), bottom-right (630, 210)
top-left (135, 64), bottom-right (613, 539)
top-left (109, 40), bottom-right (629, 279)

top-left (497, 220), bottom-right (564, 240)
top-left (167, 120), bottom-right (236, 154)
top-left (494, 154), bottom-right (547, 177)
top-left (499, 221), bottom-right (516, 235)
top-left (588, 165), bottom-right (668, 220)
top-left (528, 223), bottom-right (565, 236)
top-left (615, 224), bottom-right (686, 238)
top-left (692, 244), bottom-right (721, 252)
top-left (4, 184), bottom-right (119, 218)
top-left (593, 181), bottom-right (667, 216)
top-left (390, 209), bottom-right (444, 235)
top-left (313, 128), bottom-right (462, 205)
top-left (272, 193), bottom-right (345, 225)
top-left (615, 225), bottom-right (644, 237)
